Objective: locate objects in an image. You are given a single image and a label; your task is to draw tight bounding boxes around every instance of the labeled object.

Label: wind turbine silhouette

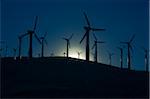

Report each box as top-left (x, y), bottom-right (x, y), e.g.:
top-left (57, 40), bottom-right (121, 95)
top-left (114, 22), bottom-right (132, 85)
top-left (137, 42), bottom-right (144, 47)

top-left (77, 51), bottom-right (82, 59)
top-left (80, 12), bottom-right (105, 61)
top-left (0, 48), bottom-right (3, 57)
top-left (92, 33), bottom-right (105, 63)
top-left (40, 32), bottom-right (48, 57)
top-left (117, 47), bottom-right (124, 69)
top-left (50, 52), bottom-right (54, 57)
top-left (38, 53), bottom-right (41, 57)
top-left (91, 52), bottom-right (95, 61)
top-left (142, 47), bottom-right (149, 72)
top-left (0, 41), bottom-right (8, 57)
top-left (107, 51), bottom-right (114, 66)
top-left (13, 48), bottom-right (17, 60)
top-left (0, 41), bottom-right (4, 57)
top-left (19, 16), bottom-right (41, 58)
top-left (63, 52), bottom-right (66, 57)
top-left (120, 34), bottom-right (135, 70)
top-left (62, 34), bottom-right (73, 58)
top-left (5, 44), bottom-right (8, 57)
top-left (18, 33), bottom-right (27, 59)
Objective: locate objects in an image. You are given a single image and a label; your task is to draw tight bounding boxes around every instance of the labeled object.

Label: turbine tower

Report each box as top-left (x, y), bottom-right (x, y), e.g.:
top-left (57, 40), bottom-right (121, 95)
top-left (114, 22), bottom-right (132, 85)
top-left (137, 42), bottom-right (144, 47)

top-left (117, 47), bottom-right (123, 69)
top-left (77, 51), bottom-right (82, 59)
top-left (107, 51), bottom-right (114, 66)
top-left (19, 16), bottom-right (41, 58)
top-left (63, 52), bottom-right (66, 57)
top-left (0, 48), bottom-right (3, 57)
top-left (142, 47), bottom-right (149, 72)
top-left (18, 36), bottom-right (22, 58)
top-left (121, 34), bottom-right (135, 70)
top-left (18, 33), bottom-right (28, 59)
top-left (13, 48), bottom-right (17, 60)
top-left (40, 32), bottom-right (48, 57)
top-left (92, 33), bottom-right (105, 63)
top-left (0, 41), bottom-right (5, 57)
top-left (80, 12), bottom-right (105, 61)
top-left (62, 34), bottom-right (73, 58)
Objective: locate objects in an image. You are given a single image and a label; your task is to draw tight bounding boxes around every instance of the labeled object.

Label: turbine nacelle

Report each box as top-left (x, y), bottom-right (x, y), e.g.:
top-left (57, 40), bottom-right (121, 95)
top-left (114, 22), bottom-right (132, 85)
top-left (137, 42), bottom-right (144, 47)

top-left (27, 30), bottom-right (34, 34)
top-left (84, 26), bottom-right (91, 30)
top-left (84, 26), bottom-right (105, 32)
top-left (40, 37), bottom-right (44, 40)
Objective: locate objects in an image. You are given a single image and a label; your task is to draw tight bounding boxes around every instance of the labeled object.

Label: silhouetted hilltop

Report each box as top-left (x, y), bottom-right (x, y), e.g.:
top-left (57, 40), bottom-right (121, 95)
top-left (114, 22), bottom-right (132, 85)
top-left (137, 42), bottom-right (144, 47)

top-left (1, 57), bottom-right (149, 98)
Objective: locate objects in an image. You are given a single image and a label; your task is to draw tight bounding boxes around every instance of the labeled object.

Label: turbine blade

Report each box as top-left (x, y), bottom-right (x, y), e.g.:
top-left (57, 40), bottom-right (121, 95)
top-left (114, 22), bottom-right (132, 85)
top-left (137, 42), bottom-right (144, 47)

top-left (92, 28), bottom-right (105, 31)
top-left (33, 16), bottom-right (38, 31)
top-left (93, 33), bottom-right (97, 41)
top-left (20, 33), bottom-right (29, 38)
top-left (107, 51), bottom-right (114, 56)
top-left (129, 34), bottom-right (135, 43)
top-left (91, 52), bottom-right (94, 56)
top-left (34, 33), bottom-right (41, 44)
top-left (43, 32), bottom-right (47, 39)
top-left (80, 32), bottom-right (87, 44)
top-left (129, 44), bottom-right (134, 53)
top-left (68, 41), bottom-right (70, 48)
top-left (92, 43), bottom-right (95, 49)
top-left (83, 12), bottom-right (91, 27)
top-left (62, 37), bottom-right (67, 41)
top-left (117, 47), bottom-right (121, 50)
top-left (44, 40), bottom-right (48, 45)
top-left (69, 33), bottom-right (74, 40)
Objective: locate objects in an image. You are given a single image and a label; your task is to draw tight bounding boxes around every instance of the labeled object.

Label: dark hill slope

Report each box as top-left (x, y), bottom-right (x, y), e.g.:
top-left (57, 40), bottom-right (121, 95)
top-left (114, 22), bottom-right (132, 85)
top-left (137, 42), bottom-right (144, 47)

top-left (1, 57), bottom-right (149, 98)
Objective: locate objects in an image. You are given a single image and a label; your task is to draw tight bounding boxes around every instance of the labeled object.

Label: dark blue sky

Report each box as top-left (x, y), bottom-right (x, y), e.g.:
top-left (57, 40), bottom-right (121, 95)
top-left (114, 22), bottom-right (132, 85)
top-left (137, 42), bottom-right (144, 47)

top-left (1, 0), bottom-right (149, 71)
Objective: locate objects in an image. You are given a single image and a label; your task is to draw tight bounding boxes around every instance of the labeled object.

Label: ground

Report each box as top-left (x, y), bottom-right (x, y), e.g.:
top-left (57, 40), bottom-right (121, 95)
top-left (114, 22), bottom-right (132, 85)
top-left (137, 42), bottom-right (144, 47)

top-left (1, 57), bottom-right (149, 98)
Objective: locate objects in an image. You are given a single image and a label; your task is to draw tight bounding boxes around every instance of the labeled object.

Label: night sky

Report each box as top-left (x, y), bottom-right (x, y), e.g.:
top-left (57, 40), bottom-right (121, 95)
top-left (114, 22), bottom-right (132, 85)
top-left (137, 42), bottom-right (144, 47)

top-left (1, 0), bottom-right (149, 71)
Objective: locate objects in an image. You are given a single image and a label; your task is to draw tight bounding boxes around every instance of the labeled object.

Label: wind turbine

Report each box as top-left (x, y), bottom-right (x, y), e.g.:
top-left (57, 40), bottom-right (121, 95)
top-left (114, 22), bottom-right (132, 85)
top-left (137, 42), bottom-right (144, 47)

top-left (19, 16), bottom-right (41, 58)
top-left (0, 48), bottom-right (3, 57)
top-left (38, 53), bottom-right (41, 57)
top-left (117, 47), bottom-right (124, 69)
top-left (13, 48), bottom-right (17, 60)
top-left (62, 34), bottom-right (73, 58)
top-left (18, 33), bottom-right (27, 59)
top-left (5, 44), bottom-right (8, 57)
top-left (107, 51), bottom-right (114, 66)
top-left (40, 32), bottom-right (48, 57)
top-left (92, 33), bottom-right (105, 63)
top-left (18, 36), bottom-right (22, 58)
top-left (0, 41), bottom-right (5, 57)
top-left (120, 34), bottom-right (135, 70)
top-left (91, 52), bottom-right (95, 61)
top-left (80, 12), bottom-right (105, 61)
top-left (77, 51), bottom-right (82, 59)
top-left (142, 47), bottom-right (149, 72)
top-left (0, 41), bottom-right (7, 57)
top-left (63, 52), bottom-right (66, 57)
top-left (50, 52), bottom-right (54, 57)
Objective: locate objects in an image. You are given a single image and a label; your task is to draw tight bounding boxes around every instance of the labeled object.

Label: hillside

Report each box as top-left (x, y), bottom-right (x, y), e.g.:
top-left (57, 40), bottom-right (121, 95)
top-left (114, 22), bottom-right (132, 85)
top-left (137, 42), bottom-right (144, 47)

top-left (1, 57), bottom-right (149, 98)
